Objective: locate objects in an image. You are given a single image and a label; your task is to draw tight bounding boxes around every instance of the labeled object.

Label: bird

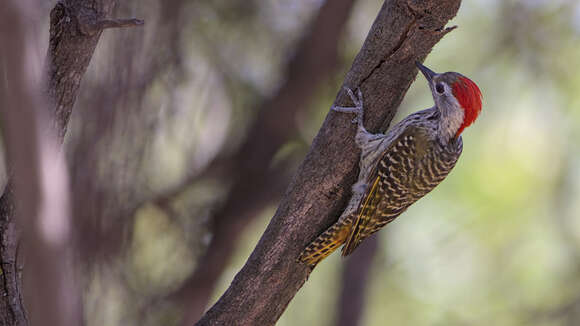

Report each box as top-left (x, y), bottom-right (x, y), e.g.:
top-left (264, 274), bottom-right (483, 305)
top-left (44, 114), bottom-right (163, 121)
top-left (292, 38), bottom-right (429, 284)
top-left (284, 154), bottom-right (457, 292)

top-left (298, 61), bottom-right (482, 268)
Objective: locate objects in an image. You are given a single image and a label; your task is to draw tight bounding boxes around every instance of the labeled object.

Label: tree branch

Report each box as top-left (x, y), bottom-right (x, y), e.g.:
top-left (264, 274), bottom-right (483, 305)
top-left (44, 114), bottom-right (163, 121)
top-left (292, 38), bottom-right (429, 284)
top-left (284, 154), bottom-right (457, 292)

top-left (78, 18), bottom-right (144, 36)
top-left (195, 0), bottom-right (461, 325)
top-left (46, 0), bottom-right (142, 141)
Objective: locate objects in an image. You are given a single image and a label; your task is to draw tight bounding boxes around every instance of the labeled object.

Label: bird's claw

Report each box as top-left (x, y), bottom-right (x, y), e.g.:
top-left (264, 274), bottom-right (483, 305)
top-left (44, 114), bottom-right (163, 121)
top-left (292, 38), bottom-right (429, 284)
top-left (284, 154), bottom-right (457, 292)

top-left (331, 87), bottom-right (365, 127)
top-left (331, 87), bottom-right (363, 113)
top-left (331, 105), bottom-right (360, 113)
top-left (344, 87), bottom-right (363, 110)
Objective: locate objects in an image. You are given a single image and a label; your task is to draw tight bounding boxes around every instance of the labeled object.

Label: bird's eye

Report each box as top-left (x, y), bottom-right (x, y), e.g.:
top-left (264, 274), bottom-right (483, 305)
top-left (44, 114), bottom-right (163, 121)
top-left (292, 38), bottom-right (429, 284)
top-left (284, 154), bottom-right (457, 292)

top-left (435, 83), bottom-right (445, 94)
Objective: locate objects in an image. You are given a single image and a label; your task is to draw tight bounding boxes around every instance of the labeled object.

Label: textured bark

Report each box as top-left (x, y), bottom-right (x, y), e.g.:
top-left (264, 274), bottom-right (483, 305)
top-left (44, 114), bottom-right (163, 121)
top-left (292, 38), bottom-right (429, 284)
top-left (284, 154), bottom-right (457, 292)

top-left (176, 1), bottom-right (358, 324)
top-left (47, 0), bottom-right (142, 142)
top-left (0, 187), bottom-right (25, 326)
top-left (195, 0), bottom-right (461, 325)
top-left (0, 0), bottom-right (142, 325)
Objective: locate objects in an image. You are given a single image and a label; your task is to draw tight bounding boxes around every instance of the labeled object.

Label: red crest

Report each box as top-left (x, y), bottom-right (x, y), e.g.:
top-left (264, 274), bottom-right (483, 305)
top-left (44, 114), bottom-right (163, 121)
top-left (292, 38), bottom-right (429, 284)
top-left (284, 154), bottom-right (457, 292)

top-left (452, 76), bottom-right (482, 137)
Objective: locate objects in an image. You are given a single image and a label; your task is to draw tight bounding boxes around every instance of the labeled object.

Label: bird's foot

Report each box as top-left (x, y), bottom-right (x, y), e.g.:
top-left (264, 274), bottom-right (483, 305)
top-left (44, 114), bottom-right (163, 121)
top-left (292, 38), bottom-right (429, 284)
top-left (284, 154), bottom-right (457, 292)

top-left (332, 87), bottom-right (364, 126)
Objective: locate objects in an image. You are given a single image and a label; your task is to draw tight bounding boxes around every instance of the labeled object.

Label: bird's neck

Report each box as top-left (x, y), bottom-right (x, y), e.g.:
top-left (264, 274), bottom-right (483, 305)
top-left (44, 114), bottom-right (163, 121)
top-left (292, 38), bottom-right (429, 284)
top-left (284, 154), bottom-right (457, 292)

top-left (437, 103), bottom-right (464, 143)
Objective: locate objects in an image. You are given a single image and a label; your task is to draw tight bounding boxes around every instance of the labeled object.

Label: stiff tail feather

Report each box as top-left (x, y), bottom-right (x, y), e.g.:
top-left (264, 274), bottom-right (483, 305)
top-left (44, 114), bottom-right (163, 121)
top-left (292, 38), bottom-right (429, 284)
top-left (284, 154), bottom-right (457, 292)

top-left (298, 220), bottom-right (351, 268)
top-left (341, 175), bottom-right (381, 257)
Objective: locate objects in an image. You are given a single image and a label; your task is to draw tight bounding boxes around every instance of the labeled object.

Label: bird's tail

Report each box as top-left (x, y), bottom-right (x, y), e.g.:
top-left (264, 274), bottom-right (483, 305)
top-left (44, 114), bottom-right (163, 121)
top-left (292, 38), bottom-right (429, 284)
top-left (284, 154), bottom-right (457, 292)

top-left (298, 219), bottom-right (352, 268)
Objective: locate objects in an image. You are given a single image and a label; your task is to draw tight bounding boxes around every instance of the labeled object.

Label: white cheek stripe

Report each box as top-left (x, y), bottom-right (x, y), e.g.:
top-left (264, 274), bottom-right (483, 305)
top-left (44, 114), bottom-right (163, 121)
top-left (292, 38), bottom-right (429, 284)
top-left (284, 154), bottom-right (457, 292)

top-left (437, 94), bottom-right (464, 141)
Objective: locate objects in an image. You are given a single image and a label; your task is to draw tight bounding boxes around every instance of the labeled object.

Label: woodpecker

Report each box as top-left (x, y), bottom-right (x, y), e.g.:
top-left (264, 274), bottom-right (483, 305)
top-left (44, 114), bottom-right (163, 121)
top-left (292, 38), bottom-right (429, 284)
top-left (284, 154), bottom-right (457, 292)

top-left (299, 61), bottom-right (482, 267)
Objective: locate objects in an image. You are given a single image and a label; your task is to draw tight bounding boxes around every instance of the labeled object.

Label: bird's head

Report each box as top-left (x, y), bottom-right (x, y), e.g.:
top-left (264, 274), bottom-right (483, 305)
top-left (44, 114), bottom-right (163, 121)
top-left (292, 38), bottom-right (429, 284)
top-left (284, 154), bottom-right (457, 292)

top-left (415, 61), bottom-right (482, 139)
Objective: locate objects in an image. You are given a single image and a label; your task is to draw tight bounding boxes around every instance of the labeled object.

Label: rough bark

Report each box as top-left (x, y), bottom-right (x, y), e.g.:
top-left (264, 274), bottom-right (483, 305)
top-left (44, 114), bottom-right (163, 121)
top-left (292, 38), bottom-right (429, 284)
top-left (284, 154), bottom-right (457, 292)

top-left (47, 0), bottom-right (143, 142)
top-left (0, 187), bottom-right (25, 326)
top-left (0, 1), bottom-right (142, 325)
top-left (195, 0), bottom-right (461, 325)
top-left (175, 1), bottom-right (357, 324)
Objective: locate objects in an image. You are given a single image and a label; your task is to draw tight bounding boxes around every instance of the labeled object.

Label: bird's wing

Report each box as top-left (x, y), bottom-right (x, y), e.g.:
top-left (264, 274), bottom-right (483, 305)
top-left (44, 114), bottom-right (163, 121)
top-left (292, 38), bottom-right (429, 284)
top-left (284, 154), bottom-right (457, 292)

top-left (341, 126), bottom-right (428, 256)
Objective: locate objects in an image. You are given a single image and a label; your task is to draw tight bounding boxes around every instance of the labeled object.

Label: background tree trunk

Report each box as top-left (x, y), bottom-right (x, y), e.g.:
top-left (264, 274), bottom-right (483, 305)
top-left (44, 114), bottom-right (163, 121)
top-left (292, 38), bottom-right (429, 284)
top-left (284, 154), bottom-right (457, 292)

top-left (0, 2), bottom-right (79, 325)
top-left (335, 236), bottom-right (379, 326)
top-left (0, 1), bottom-right (142, 324)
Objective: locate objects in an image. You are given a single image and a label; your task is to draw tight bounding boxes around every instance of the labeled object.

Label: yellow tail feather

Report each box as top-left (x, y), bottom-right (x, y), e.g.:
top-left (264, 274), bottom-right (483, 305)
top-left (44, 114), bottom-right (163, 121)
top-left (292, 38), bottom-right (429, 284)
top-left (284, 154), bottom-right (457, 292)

top-left (342, 176), bottom-right (381, 256)
top-left (298, 220), bottom-right (351, 268)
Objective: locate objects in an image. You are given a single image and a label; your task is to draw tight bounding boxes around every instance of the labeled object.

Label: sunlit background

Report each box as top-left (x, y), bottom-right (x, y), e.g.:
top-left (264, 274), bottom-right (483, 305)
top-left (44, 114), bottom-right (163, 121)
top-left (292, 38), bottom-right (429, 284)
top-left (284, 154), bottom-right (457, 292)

top-left (56, 0), bottom-right (580, 325)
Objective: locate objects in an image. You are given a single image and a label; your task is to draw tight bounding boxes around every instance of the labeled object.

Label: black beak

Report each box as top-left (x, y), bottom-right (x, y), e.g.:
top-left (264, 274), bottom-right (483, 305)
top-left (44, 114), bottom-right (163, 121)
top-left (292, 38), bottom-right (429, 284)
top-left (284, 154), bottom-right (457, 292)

top-left (415, 61), bottom-right (436, 83)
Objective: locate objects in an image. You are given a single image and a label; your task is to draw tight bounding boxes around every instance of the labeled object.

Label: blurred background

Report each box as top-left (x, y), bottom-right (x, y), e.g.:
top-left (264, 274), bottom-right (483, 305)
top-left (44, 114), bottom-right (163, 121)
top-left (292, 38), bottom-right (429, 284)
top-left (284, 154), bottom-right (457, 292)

top-left (30, 0), bottom-right (580, 325)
